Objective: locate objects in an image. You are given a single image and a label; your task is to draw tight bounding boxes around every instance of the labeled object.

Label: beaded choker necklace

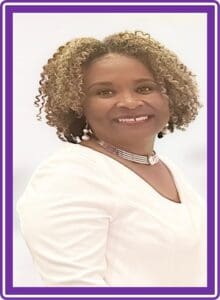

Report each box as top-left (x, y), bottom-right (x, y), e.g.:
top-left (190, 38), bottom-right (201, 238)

top-left (96, 140), bottom-right (159, 166)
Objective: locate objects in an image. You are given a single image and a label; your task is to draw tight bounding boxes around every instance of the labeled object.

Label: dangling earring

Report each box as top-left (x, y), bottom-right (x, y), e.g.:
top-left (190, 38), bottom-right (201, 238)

top-left (157, 123), bottom-right (169, 139)
top-left (81, 122), bottom-right (92, 141)
top-left (71, 121), bottom-right (93, 144)
top-left (71, 135), bottom-right (81, 144)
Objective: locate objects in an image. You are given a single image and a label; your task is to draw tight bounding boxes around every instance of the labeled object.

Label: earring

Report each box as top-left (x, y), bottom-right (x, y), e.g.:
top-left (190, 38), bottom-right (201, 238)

top-left (157, 132), bottom-right (164, 138)
top-left (71, 135), bottom-right (82, 144)
top-left (157, 123), bottom-right (169, 139)
top-left (75, 136), bottom-right (82, 143)
top-left (81, 122), bottom-right (92, 141)
top-left (71, 121), bottom-right (93, 144)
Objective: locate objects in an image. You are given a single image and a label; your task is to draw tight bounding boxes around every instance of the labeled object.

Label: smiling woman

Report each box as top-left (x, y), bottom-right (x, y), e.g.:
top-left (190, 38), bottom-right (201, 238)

top-left (16, 30), bottom-right (206, 286)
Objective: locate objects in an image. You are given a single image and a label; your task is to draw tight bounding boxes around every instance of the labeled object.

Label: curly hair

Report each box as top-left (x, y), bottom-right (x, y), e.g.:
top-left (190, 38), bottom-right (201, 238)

top-left (35, 30), bottom-right (202, 143)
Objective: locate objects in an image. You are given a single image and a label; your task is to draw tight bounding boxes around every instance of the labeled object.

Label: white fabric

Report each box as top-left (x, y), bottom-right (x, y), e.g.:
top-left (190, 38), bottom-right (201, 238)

top-left (17, 143), bottom-right (207, 287)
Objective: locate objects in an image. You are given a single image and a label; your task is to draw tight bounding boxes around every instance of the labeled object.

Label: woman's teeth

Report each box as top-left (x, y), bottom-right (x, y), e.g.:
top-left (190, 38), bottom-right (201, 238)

top-left (117, 115), bottom-right (149, 123)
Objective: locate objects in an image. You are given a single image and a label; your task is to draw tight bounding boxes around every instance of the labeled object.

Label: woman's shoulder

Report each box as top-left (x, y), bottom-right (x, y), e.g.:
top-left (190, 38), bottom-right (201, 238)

top-left (32, 142), bottom-right (104, 176)
top-left (17, 143), bottom-right (118, 214)
top-left (42, 142), bottom-right (96, 164)
top-left (25, 143), bottom-right (113, 190)
top-left (160, 155), bottom-right (205, 206)
top-left (17, 143), bottom-right (118, 248)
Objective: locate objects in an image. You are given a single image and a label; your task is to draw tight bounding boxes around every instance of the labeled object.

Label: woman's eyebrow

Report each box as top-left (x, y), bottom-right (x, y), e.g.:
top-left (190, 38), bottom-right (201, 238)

top-left (87, 81), bottom-right (113, 90)
top-left (87, 78), bottom-right (156, 90)
top-left (133, 78), bottom-right (156, 84)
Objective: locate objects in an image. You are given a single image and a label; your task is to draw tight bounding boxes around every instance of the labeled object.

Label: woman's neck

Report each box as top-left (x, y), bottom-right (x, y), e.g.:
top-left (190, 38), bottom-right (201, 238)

top-left (87, 136), bottom-right (156, 156)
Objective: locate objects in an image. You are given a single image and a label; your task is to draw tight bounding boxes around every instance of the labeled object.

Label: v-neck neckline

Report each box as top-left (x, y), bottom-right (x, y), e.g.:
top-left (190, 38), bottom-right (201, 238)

top-left (72, 143), bottom-right (184, 207)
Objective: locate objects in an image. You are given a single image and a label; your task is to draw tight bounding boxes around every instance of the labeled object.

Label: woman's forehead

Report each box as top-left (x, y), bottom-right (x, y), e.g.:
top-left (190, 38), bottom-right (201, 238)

top-left (84, 54), bottom-right (153, 79)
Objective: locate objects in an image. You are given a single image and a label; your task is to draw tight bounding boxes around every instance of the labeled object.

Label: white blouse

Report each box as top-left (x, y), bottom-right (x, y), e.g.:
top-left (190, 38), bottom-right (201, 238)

top-left (17, 143), bottom-right (207, 287)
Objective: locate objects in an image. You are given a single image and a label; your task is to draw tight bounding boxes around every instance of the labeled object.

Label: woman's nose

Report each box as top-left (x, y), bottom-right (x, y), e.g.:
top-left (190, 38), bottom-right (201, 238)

top-left (116, 95), bottom-right (144, 109)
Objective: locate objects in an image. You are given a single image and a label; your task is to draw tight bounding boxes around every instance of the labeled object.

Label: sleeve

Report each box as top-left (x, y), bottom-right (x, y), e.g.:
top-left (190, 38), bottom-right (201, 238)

top-left (16, 155), bottom-right (116, 286)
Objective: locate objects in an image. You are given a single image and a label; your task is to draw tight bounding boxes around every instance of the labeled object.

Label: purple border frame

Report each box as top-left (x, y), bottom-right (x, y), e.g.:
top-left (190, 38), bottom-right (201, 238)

top-left (1, 0), bottom-right (219, 299)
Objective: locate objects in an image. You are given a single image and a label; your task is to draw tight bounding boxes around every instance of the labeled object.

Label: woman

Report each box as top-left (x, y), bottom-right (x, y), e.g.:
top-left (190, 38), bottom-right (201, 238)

top-left (17, 31), bottom-right (206, 286)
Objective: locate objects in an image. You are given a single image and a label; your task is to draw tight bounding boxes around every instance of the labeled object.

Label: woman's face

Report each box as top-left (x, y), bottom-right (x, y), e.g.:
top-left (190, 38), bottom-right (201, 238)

top-left (83, 53), bottom-right (169, 146)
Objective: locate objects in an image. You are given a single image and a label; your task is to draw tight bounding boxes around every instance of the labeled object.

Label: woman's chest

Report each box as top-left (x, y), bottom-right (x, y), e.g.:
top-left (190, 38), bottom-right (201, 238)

top-left (121, 160), bottom-right (181, 203)
top-left (107, 200), bottom-right (203, 271)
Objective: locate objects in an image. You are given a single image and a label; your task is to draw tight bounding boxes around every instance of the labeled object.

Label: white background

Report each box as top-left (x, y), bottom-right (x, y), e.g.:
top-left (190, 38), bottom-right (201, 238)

top-left (13, 12), bottom-right (207, 286)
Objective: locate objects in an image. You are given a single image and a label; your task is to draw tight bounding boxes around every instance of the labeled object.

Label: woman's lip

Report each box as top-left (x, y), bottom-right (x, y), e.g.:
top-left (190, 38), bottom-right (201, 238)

top-left (113, 115), bottom-right (153, 125)
top-left (114, 114), bottom-right (152, 120)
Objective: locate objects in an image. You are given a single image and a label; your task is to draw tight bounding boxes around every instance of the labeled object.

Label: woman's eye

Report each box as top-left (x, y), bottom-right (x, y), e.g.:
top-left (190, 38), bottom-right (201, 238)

top-left (136, 86), bottom-right (153, 94)
top-left (96, 89), bottom-right (114, 97)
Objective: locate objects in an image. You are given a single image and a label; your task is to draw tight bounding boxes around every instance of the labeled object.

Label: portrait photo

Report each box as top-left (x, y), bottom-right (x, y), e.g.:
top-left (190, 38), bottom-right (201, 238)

top-left (11, 7), bottom-right (209, 293)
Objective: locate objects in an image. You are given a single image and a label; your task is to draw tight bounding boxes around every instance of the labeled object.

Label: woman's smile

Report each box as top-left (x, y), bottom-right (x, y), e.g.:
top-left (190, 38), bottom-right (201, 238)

top-left (114, 114), bottom-right (154, 126)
